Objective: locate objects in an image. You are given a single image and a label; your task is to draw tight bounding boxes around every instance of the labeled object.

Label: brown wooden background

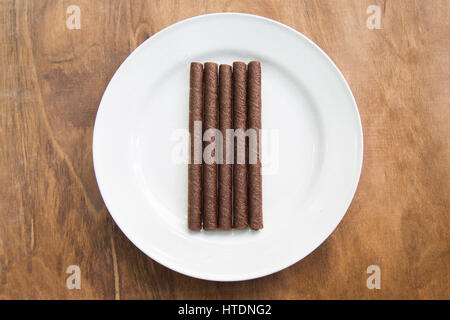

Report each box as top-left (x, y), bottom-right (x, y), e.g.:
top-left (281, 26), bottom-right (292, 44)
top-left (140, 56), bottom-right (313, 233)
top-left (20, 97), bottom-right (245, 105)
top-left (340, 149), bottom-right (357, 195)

top-left (0, 0), bottom-right (448, 299)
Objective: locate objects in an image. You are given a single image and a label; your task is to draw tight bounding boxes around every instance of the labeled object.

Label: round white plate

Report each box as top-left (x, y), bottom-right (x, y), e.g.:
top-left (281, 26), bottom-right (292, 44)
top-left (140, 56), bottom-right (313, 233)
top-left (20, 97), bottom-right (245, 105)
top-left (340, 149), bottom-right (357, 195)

top-left (93, 13), bottom-right (363, 281)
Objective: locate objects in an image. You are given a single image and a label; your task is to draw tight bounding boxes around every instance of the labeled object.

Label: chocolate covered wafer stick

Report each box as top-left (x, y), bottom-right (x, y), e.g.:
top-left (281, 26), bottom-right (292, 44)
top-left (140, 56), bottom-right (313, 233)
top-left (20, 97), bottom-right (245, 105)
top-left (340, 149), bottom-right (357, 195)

top-left (203, 62), bottom-right (218, 230)
top-left (188, 62), bottom-right (203, 230)
top-left (218, 64), bottom-right (233, 230)
top-left (232, 62), bottom-right (248, 229)
top-left (248, 61), bottom-right (263, 230)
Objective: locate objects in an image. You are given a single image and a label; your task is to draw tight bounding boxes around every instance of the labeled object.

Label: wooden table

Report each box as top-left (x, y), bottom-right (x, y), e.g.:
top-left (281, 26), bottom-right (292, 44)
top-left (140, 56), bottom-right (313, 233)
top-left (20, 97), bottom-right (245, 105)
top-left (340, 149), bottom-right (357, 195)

top-left (0, 0), bottom-right (448, 299)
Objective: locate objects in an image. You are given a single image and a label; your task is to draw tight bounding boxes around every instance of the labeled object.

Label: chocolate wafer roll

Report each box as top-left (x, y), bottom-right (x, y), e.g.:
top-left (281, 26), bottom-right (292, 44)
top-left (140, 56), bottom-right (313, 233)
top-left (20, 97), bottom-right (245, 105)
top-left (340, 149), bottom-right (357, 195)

top-left (203, 62), bottom-right (218, 230)
top-left (218, 64), bottom-right (233, 230)
top-left (188, 62), bottom-right (203, 230)
top-left (232, 62), bottom-right (248, 229)
top-left (247, 61), bottom-right (263, 230)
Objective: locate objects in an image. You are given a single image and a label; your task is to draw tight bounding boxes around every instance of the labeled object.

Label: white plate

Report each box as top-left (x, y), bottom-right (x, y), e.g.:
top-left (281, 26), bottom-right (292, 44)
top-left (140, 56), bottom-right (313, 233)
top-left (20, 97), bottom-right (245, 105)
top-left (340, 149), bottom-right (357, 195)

top-left (93, 13), bottom-right (363, 281)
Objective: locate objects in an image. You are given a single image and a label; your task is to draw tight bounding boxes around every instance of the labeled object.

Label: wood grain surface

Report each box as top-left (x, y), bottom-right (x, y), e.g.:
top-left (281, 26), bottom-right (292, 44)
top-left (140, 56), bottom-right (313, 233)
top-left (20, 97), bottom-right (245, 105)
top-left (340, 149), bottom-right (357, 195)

top-left (0, 0), bottom-right (448, 299)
